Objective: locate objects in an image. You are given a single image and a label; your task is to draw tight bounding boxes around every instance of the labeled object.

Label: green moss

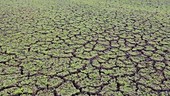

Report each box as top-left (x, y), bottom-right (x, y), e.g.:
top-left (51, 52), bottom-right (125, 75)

top-left (13, 88), bottom-right (24, 94)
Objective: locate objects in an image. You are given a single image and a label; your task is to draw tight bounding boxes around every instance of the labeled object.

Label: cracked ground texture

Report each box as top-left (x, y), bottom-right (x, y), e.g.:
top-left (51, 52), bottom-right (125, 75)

top-left (0, 0), bottom-right (170, 96)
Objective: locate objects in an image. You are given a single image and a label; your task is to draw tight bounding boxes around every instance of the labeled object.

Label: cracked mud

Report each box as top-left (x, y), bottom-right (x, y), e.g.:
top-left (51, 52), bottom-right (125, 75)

top-left (0, 0), bottom-right (170, 96)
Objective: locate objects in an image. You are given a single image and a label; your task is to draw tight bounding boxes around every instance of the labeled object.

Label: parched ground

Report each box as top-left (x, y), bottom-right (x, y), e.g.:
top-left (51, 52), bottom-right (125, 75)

top-left (0, 0), bottom-right (170, 96)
